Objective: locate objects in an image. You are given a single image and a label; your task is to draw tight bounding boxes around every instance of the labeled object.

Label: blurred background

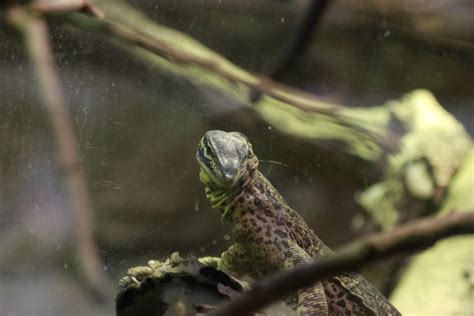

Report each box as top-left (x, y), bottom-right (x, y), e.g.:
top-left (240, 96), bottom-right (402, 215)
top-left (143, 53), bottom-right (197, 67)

top-left (0, 0), bottom-right (473, 314)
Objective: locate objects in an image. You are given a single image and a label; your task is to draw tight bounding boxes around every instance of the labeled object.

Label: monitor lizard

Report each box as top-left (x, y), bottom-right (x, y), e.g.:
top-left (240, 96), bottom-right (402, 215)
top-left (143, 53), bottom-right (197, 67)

top-left (196, 130), bottom-right (401, 315)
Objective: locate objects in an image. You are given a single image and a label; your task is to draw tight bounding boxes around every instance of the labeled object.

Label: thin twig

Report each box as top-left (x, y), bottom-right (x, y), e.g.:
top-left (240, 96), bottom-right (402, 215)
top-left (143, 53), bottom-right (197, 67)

top-left (250, 0), bottom-right (331, 102)
top-left (6, 2), bottom-right (111, 300)
top-left (210, 211), bottom-right (474, 316)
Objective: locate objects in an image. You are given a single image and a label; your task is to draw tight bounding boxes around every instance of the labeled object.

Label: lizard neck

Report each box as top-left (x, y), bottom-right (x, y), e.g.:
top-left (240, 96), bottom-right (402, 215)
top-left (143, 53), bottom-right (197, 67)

top-left (229, 170), bottom-right (289, 223)
top-left (203, 167), bottom-right (257, 219)
top-left (220, 169), bottom-right (289, 225)
top-left (228, 170), bottom-right (333, 256)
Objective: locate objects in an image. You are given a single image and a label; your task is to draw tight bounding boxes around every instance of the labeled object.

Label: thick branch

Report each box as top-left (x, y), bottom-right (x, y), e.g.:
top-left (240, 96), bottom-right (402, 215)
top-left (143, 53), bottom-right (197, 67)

top-left (6, 2), bottom-right (111, 300)
top-left (210, 211), bottom-right (474, 316)
top-left (34, 1), bottom-right (471, 167)
top-left (59, 1), bottom-right (389, 161)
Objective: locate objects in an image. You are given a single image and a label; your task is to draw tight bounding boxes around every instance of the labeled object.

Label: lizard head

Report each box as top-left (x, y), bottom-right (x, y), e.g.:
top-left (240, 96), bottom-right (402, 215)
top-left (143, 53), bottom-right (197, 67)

top-left (196, 130), bottom-right (258, 189)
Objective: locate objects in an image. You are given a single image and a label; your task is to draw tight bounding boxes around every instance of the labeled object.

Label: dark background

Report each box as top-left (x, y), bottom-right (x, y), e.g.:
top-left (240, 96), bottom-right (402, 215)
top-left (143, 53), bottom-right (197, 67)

top-left (0, 0), bottom-right (473, 314)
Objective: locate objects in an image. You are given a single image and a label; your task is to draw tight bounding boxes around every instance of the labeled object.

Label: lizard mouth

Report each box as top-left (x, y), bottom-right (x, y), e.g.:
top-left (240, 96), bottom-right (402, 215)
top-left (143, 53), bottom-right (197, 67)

top-left (197, 158), bottom-right (226, 187)
top-left (198, 162), bottom-right (242, 189)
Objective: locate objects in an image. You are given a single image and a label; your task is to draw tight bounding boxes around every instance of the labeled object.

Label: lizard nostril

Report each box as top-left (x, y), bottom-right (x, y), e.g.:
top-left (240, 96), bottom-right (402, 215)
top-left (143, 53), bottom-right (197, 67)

top-left (198, 130), bottom-right (400, 315)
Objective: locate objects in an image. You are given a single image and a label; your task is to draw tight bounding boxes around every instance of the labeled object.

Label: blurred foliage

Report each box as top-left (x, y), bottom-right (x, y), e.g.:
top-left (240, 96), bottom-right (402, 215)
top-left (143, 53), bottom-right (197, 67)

top-left (391, 149), bottom-right (474, 315)
top-left (358, 90), bottom-right (471, 229)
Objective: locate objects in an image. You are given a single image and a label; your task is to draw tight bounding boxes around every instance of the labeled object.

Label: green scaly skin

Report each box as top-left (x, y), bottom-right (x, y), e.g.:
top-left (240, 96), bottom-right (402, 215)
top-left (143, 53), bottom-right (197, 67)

top-left (197, 130), bottom-right (400, 316)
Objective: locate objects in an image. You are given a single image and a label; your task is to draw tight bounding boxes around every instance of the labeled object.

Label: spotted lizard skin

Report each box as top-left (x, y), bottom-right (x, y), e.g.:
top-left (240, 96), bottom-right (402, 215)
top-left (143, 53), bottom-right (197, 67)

top-left (197, 130), bottom-right (401, 315)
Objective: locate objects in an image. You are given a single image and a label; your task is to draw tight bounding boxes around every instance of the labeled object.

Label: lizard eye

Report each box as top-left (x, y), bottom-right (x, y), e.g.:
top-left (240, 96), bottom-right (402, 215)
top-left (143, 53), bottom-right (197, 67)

top-left (203, 143), bottom-right (212, 160)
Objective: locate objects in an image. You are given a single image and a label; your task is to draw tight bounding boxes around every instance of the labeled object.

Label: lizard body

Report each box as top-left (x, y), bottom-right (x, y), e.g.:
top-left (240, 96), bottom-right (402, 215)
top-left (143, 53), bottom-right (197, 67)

top-left (197, 130), bottom-right (400, 315)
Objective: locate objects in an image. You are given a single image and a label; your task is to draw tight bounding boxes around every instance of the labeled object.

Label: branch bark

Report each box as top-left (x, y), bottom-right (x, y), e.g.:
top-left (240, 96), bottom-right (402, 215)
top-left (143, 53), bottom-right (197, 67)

top-left (60, 0), bottom-right (390, 161)
top-left (209, 211), bottom-right (474, 316)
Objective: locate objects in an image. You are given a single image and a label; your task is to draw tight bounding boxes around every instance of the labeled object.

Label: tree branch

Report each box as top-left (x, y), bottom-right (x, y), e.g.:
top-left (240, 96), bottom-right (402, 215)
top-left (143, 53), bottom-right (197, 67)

top-left (209, 211), bottom-right (474, 316)
top-left (6, 2), bottom-right (111, 300)
top-left (59, 0), bottom-right (390, 161)
top-left (33, 1), bottom-right (470, 167)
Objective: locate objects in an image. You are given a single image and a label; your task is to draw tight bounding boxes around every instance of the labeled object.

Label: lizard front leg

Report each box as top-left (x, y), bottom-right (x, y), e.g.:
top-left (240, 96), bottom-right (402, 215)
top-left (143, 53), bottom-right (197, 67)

top-left (200, 243), bottom-right (256, 278)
